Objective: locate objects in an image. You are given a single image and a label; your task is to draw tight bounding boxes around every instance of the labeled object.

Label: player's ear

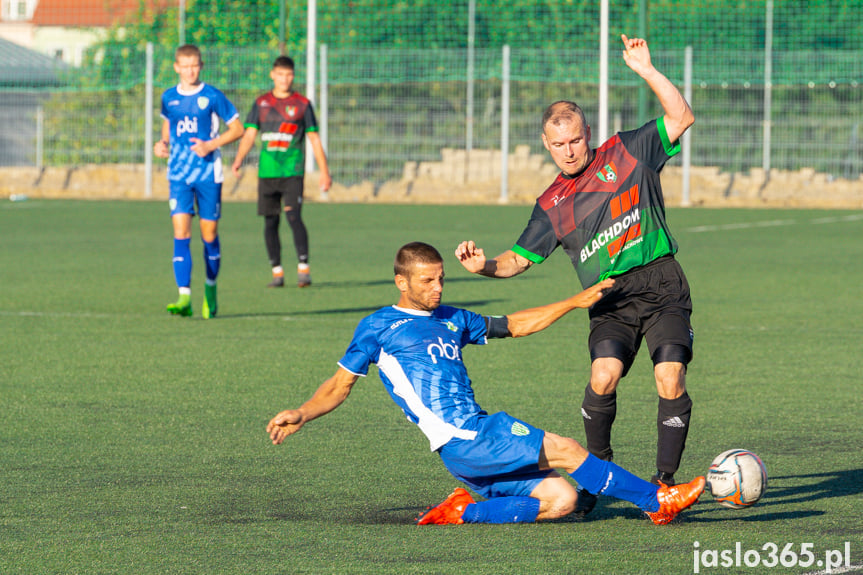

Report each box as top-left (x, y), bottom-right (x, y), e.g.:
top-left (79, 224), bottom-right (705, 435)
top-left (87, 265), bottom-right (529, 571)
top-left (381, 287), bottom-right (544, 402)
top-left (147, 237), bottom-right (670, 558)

top-left (541, 131), bottom-right (550, 151)
top-left (395, 274), bottom-right (408, 292)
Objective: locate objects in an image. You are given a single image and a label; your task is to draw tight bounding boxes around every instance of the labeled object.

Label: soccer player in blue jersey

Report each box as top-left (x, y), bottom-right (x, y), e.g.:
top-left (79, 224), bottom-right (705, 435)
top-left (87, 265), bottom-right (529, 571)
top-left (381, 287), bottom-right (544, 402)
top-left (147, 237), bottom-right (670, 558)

top-left (456, 35), bottom-right (697, 513)
top-left (154, 44), bottom-right (243, 319)
top-left (267, 242), bottom-right (705, 525)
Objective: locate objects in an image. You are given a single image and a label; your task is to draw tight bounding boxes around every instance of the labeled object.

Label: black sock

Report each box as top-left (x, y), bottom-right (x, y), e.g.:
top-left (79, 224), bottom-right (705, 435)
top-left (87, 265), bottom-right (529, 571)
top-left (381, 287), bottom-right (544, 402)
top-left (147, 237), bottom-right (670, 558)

top-left (264, 215), bottom-right (281, 267)
top-left (581, 384), bottom-right (617, 462)
top-left (286, 209), bottom-right (308, 263)
top-left (656, 392), bottom-right (692, 476)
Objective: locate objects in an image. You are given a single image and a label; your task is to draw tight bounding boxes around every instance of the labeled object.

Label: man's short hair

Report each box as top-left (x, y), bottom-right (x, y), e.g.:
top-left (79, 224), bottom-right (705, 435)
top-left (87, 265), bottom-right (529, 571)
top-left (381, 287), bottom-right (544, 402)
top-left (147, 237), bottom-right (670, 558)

top-left (394, 242), bottom-right (443, 277)
top-left (542, 101), bottom-right (587, 131)
top-left (273, 56), bottom-right (295, 70)
top-left (175, 44), bottom-right (202, 62)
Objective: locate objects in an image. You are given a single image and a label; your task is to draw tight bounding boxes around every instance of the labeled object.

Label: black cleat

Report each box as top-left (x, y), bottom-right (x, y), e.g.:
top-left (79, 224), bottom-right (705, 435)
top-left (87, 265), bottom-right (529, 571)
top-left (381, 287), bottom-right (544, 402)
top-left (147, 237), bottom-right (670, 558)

top-left (574, 487), bottom-right (597, 518)
top-left (650, 471), bottom-right (676, 487)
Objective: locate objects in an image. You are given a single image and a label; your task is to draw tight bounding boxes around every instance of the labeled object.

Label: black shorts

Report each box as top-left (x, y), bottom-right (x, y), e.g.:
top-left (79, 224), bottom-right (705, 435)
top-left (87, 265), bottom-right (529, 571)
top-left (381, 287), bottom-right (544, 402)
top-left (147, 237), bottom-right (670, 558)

top-left (257, 176), bottom-right (304, 216)
top-left (588, 256), bottom-right (693, 375)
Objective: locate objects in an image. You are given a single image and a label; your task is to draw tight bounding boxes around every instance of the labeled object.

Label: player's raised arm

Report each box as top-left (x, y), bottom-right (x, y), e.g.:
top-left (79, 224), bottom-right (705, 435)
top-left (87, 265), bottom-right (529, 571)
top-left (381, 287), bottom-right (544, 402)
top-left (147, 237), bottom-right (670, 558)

top-left (620, 34), bottom-right (694, 143)
top-left (266, 367), bottom-right (359, 445)
top-left (455, 241), bottom-right (533, 278)
top-left (501, 278), bottom-right (615, 338)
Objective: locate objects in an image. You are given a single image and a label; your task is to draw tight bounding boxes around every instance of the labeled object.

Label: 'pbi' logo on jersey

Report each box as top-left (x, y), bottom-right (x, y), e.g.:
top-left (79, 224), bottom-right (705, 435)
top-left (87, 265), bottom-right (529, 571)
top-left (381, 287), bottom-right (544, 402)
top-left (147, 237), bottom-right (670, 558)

top-left (427, 337), bottom-right (461, 364)
top-left (596, 161), bottom-right (618, 183)
top-left (176, 116), bottom-right (198, 136)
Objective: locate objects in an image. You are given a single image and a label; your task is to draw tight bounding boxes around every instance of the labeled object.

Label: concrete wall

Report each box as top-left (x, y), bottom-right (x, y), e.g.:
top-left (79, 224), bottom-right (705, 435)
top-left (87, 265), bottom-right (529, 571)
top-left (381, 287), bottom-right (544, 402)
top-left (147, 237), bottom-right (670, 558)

top-left (2, 148), bottom-right (863, 209)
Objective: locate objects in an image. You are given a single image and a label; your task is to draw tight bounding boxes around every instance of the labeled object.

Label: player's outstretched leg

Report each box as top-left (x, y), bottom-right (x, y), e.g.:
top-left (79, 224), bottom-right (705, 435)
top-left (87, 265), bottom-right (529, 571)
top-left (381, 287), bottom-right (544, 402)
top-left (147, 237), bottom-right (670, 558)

top-left (565, 447), bottom-right (704, 524)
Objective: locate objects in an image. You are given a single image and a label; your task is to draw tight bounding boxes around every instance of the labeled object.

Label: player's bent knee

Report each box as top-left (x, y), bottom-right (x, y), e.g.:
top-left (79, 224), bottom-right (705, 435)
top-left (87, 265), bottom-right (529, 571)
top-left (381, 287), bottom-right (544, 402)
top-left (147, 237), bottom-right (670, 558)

top-left (532, 476), bottom-right (577, 520)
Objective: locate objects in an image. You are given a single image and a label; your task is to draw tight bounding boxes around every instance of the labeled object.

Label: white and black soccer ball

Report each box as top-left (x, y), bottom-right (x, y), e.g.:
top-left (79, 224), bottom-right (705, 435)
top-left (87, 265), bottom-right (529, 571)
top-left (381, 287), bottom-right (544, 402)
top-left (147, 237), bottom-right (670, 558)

top-left (706, 449), bottom-right (767, 509)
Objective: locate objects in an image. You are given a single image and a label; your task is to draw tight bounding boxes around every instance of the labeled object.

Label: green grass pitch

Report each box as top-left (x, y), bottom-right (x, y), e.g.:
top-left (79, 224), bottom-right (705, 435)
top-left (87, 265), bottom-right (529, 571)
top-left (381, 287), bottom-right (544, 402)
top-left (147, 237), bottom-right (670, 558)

top-left (1, 199), bottom-right (861, 574)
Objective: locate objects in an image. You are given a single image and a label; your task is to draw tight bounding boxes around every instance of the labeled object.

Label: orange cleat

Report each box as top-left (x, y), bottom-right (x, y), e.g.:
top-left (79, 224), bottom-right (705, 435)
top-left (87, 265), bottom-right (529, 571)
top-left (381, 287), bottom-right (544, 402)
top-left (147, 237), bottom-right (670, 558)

top-left (646, 476), bottom-right (706, 525)
top-left (415, 488), bottom-right (475, 525)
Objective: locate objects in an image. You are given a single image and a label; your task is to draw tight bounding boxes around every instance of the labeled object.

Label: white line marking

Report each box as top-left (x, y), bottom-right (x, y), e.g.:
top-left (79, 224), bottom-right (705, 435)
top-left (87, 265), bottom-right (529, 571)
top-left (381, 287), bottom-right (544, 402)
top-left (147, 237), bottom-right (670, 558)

top-left (0, 310), bottom-right (114, 318)
top-left (811, 213), bottom-right (863, 224)
top-left (684, 213), bottom-right (863, 233)
top-left (685, 219), bottom-right (796, 232)
top-left (801, 564), bottom-right (863, 575)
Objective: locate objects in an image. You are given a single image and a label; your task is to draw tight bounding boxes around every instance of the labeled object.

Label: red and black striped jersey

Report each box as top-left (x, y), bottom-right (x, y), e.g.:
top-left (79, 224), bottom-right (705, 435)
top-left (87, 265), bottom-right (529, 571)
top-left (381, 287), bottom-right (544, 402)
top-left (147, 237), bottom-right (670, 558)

top-left (243, 91), bottom-right (318, 178)
top-left (513, 118), bottom-right (681, 288)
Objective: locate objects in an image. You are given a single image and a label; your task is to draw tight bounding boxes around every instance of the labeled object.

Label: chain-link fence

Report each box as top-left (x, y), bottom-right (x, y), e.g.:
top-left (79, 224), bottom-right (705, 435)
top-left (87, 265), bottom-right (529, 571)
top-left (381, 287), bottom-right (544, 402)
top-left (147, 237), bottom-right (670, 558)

top-left (1, 1), bottom-right (861, 188)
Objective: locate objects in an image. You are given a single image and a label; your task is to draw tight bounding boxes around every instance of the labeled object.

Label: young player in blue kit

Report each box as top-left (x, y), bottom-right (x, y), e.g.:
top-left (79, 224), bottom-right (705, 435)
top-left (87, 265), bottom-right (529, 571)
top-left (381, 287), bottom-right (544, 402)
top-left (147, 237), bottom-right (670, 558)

top-left (267, 242), bottom-right (705, 525)
top-left (154, 44), bottom-right (243, 318)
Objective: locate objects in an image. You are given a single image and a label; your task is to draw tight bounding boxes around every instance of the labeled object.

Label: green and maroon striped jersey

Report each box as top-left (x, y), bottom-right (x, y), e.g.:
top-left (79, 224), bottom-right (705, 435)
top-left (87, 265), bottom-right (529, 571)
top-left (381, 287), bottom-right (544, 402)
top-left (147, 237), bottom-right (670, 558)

top-left (244, 91), bottom-right (318, 178)
top-left (513, 118), bottom-right (680, 288)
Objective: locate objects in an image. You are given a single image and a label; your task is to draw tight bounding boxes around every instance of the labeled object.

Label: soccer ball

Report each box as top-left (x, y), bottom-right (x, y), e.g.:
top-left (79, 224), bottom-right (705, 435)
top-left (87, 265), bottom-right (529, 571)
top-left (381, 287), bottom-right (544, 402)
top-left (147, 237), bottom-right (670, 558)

top-left (706, 449), bottom-right (767, 509)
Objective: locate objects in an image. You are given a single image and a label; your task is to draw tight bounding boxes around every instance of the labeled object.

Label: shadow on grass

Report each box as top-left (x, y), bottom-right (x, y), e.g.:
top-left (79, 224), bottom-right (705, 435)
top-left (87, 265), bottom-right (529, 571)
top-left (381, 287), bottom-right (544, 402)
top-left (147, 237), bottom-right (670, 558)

top-left (671, 467), bottom-right (863, 523)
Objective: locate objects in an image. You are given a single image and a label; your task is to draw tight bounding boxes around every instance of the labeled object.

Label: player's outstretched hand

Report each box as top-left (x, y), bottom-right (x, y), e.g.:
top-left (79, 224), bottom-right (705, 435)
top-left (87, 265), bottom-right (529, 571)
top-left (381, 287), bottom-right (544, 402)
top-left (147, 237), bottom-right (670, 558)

top-left (571, 278), bottom-right (615, 308)
top-left (455, 240), bottom-right (487, 274)
top-left (267, 410), bottom-right (304, 445)
top-left (620, 34), bottom-right (654, 77)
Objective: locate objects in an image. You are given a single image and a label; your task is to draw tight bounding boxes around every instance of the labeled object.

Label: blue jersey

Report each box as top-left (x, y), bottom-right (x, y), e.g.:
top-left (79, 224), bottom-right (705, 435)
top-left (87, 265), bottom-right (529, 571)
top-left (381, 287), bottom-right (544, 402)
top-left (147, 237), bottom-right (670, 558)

top-left (160, 83), bottom-right (239, 185)
top-left (338, 305), bottom-right (490, 451)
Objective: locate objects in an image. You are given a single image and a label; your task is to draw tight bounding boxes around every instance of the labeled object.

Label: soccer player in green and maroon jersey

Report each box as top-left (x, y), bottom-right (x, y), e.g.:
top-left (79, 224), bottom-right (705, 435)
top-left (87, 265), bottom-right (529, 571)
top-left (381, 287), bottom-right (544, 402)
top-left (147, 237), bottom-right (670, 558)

top-left (232, 56), bottom-right (331, 288)
top-left (456, 35), bottom-right (696, 515)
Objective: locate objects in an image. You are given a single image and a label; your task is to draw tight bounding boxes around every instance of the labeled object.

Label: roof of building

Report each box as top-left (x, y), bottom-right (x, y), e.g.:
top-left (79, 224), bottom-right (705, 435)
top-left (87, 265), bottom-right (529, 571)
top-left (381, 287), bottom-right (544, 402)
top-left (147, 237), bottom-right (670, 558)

top-left (0, 36), bottom-right (67, 86)
top-left (30, 0), bottom-right (168, 27)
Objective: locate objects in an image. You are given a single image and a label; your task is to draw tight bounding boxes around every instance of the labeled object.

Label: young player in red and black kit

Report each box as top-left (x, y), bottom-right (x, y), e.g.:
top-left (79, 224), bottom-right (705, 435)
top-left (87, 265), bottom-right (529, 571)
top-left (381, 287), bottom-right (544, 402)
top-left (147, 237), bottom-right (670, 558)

top-left (232, 56), bottom-right (331, 288)
top-left (456, 35), bottom-right (695, 516)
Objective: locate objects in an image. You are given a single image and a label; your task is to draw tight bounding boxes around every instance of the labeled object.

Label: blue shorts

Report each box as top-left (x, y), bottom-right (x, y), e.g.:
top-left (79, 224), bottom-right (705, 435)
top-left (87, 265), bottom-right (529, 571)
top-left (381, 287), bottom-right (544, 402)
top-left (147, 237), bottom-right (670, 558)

top-left (169, 180), bottom-right (222, 220)
top-left (438, 412), bottom-right (552, 499)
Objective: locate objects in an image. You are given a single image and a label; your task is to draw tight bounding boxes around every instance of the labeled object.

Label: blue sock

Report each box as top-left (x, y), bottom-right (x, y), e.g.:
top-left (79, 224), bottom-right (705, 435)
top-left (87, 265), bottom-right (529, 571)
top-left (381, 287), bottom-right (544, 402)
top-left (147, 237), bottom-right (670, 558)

top-left (461, 497), bottom-right (540, 524)
top-left (203, 236), bottom-right (220, 282)
top-left (173, 238), bottom-right (192, 288)
top-left (569, 454), bottom-right (660, 512)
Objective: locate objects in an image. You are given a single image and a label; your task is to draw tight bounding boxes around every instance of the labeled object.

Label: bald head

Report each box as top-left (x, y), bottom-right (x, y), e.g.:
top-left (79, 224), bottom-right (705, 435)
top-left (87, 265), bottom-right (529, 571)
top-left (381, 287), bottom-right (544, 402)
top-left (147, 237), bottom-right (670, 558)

top-left (542, 101), bottom-right (587, 133)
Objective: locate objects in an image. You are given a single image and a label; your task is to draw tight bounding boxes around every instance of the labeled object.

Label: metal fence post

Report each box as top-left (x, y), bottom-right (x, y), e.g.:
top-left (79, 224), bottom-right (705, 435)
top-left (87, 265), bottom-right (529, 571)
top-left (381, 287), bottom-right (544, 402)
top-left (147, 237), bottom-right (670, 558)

top-left (145, 42), bottom-right (154, 199)
top-left (500, 45), bottom-right (510, 204)
top-left (763, 0), bottom-right (773, 184)
top-left (599, 0), bottom-right (609, 144)
top-left (320, 43), bottom-right (328, 155)
top-left (682, 45), bottom-right (693, 207)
